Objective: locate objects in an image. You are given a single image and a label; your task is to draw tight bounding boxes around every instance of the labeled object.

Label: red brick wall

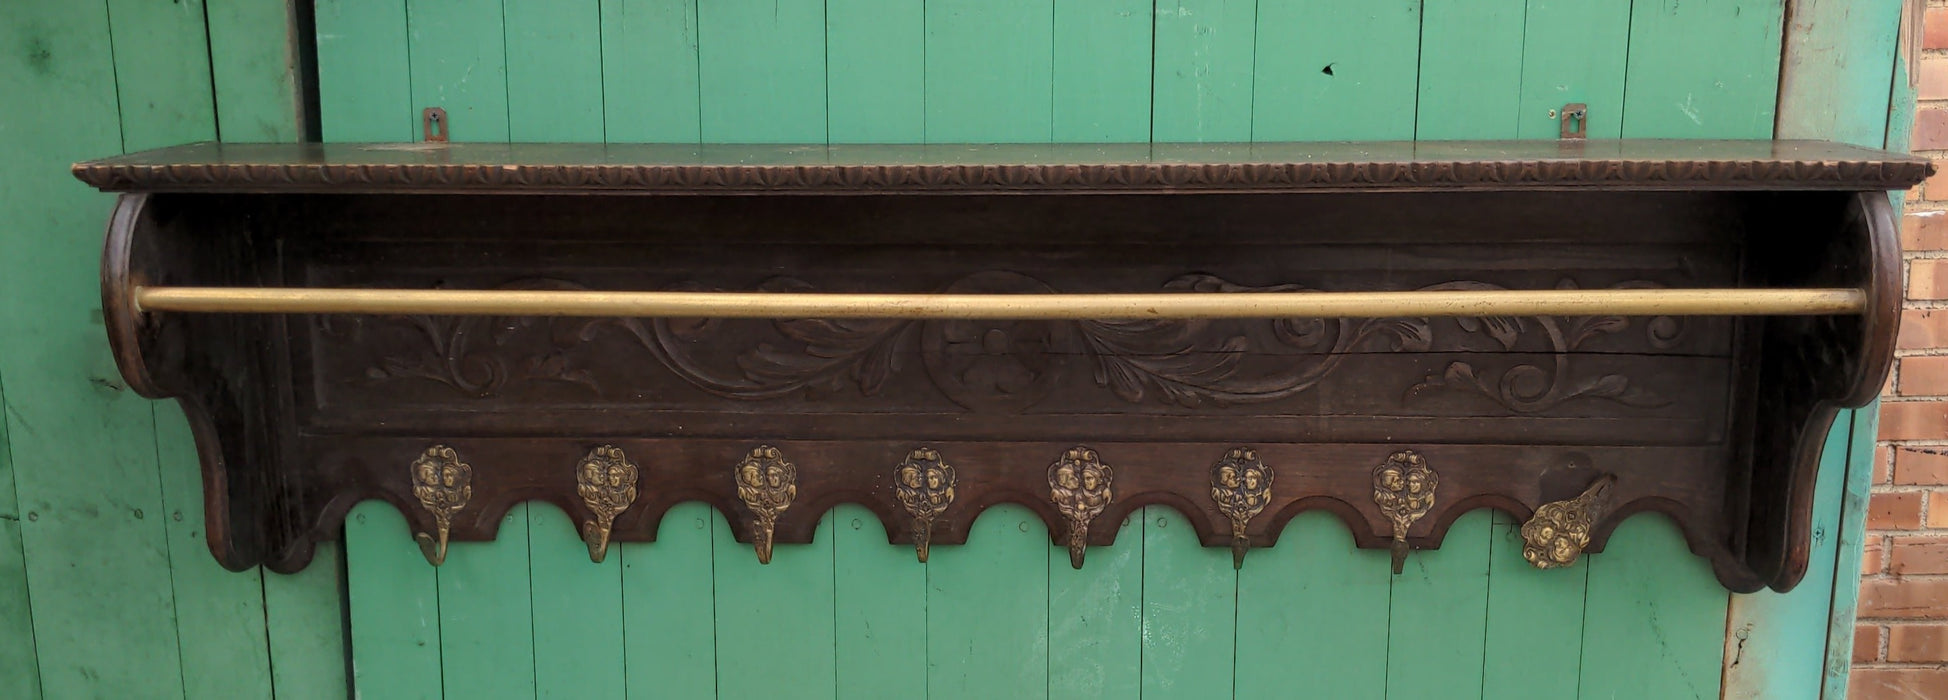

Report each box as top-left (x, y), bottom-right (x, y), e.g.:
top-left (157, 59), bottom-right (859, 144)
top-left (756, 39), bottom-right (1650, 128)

top-left (1854, 7), bottom-right (1948, 697)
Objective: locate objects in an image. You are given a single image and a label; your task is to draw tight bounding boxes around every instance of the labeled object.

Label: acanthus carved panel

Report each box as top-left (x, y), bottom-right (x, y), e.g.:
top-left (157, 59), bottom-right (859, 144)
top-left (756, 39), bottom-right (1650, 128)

top-left (315, 272), bottom-right (1689, 419)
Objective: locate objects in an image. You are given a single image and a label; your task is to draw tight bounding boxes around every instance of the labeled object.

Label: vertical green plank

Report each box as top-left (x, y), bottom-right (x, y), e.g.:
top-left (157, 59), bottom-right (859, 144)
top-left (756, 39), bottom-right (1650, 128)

top-left (505, 0), bottom-right (603, 141)
top-left (1481, 511), bottom-right (1587, 698)
top-left (1516, 0), bottom-right (1632, 139)
top-left (1386, 510), bottom-right (1493, 699)
top-left (529, 503), bottom-right (624, 698)
top-left (1053, 0), bottom-right (1152, 142)
top-left (4, 2), bottom-right (183, 695)
top-left (1140, 506), bottom-right (1236, 699)
top-left (834, 504), bottom-right (926, 698)
top-left (435, 508), bottom-right (536, 698)
top-left (105, 0), bottom-right (217, 149)
top-left (1828, 404), bottom-right (1885, 697)
top-left (926, 0), bottom-right (1055, 142)
top-left (156, 409), bottom-right (273, 698)
top-left (599, 0), bottom-right (701, 143)
top-left (827, 0), bottom-right (925, 143)
top-left (1578, 516), bottom-right (1726, 699)
top-left (1775, 0), bottom-right (1901, 146)
top-left (265, 541), bottom-right (349, 700)
top-left (205, 0), bottom-right (302, 141)
top-left (621, 502), bottom-right (718, 699)
top-left (405, 0), bottom-right (511, 142)
top-left (714, 510), bottom-right (837, 699)
top-left (1152, 0), bottom-right (1258, 142)
top-left (696, 0), bottom-right (826, 143)
top-left (1250, 0), bottom-right (1422, 140)
top-left (1049, 514), bottom-right (1142, 699)
top-left (315, 0), bottom-right (415, 141)
top-left (346, 503), bottom-right (443, 699)
top-left (0, 374), bottom-right (38, 697)
top-left (1416, 0), bottom-right (1525, 140)
top-left (1235, 512), bottom-right (1389, 698)
top-left (319, 3), bottom-right (441, 695)
top-left (1620, 0), bottom-right (1786, 139)
top-left (927, 504), bottom-right (1049, 698)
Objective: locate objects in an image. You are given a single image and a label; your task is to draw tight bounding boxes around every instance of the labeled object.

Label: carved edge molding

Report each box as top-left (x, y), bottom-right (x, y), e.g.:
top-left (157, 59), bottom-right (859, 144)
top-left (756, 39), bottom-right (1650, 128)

top-left (73, 158), bottom-right (1933, 194)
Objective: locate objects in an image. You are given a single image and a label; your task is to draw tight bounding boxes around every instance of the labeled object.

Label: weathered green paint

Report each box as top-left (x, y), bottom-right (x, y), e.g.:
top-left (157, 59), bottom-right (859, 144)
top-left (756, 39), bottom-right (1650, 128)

top-left (204, 0), bottom-right (302, 141)
top-left (316, 0), bottom-right (415, 141)
top-left (620, 502), bottom-right (719, 699)
top-left (1417, 0), bottom-right (1526, 139)
top-left (264, 539), bottom-right (349, 700)
top-left (834, 504), bottom-right (927, 698)
top-left (927, 505), bottom-right (1049, 698)
top-left (1388, 511), bottom-right (1494, 699)
top-left (0, 370), bottom-right (38, 697)
top-left (926, 0), bottom-right (1055, 142)
top-left (1140, 507), bottom-right (1236, 699)
top-left (1516, 0), bottom-right (1632, 139)
top-left (155, 409), bottom-right (273, 698)
top-left (598, 0), bottom-right (701, 143)
top-left (1622, 0), bottom-right (1786, 138)
top-left (1829, 404), bottom-right (1887, 698)
top-left (529, 503), bottom-right (626, 699)
top-left (435, 511), bottom-right (535, 698)
top-left (1251, 0), bottom-right (1423, 140)
top-left (505, 0), bottom-right (604, 142)
top-left (713, 510), bottom-right (838, 699)
top-left (1152, 0), bottom-right (1257, 142)
top-left (1048, 514), bottom-right (1143, 699)
top-left (345, 503), bottom-right (443, 699)
top-left (828, 0), bottom-right (924, 143)
top-left (1054, 0), bottom-right (1152, 142)
top-left (1579, 516), bottom-right (1727, 699)
top-left (405, 0), bottom-right (509, 142)
top-left (1235, 512), bottom-right (1390, 698)
top-left (1483, 510), bottom-right (1589, 698)
top-left (5, 2), bottom-right (182, 695)
top-left (697, 0), bottom-right (826, 143)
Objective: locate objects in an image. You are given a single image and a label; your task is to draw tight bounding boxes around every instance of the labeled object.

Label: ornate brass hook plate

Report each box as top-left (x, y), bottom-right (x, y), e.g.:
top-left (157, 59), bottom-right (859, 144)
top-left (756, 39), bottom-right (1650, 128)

top-left (1049, 446), bottom-right (1114, 569)
top-left (410, 445), bottom-right (473, 566)
top-left (895, 447), bottom-right (956, 563)
top-left (734, 445), bottom-right (797, 564)
top-left (576, 445), bottom-right (640, 564)
top-left (1210, 447), bottom-right (1273, 569)
top-left (1373, 450), bottom-right (1437, 574)
top-left (1521, 475), bottom-right (1617, 569)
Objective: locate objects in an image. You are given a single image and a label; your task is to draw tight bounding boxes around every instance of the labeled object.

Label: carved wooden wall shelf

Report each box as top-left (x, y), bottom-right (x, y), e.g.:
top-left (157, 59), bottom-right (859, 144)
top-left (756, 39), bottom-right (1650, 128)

top-left (77, 140), bottom-right (1927, 593)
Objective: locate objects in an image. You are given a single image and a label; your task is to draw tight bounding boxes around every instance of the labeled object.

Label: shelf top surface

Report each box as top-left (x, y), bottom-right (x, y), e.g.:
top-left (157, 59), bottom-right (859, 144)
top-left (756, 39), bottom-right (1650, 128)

top-left (73, 139), bottom-right (1931, 194)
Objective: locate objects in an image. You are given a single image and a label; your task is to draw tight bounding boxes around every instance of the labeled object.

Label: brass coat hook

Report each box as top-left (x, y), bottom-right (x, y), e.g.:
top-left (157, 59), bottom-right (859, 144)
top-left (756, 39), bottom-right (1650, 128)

top-left (1049, 446), bottom-right (1113, 569)
top-left (576, 445), bottom-right (640, 564)
top-left (1521, 474), bottom-right (1617, 569)
top-left (410, 445), bottom-right (472, 566)
top-left (895, 448), bottom-right (955, 563)
top-left (734, 445), bottom-right (796, 564)
top-left (1210, 447), bottom-right (1272, 569)
top-left (1373, 450), bottom-right (1437, 575)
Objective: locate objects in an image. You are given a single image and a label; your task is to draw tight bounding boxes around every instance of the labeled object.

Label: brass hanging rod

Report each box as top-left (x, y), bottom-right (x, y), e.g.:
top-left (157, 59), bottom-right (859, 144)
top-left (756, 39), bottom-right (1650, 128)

top-left (130, 286), bottom-right (1867, 319)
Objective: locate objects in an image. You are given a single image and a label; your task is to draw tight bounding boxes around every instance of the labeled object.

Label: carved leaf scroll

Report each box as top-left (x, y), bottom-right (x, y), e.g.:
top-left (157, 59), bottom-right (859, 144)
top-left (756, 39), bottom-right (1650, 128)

top-left (344, 273), bottom-right (1679, 415)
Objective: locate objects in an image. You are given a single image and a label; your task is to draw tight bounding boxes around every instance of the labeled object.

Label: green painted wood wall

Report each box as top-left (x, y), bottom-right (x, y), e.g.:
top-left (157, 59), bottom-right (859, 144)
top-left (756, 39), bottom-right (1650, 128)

top-left (0, 2), bottom-right (345, 699)
top-left (0, 0), bottom-right (1904, 697)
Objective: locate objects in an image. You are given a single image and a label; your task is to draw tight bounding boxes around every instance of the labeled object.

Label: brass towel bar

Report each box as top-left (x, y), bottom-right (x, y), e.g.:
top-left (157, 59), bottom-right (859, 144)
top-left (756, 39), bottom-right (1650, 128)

top-left (131, 285), bottom-right (1867, 319)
